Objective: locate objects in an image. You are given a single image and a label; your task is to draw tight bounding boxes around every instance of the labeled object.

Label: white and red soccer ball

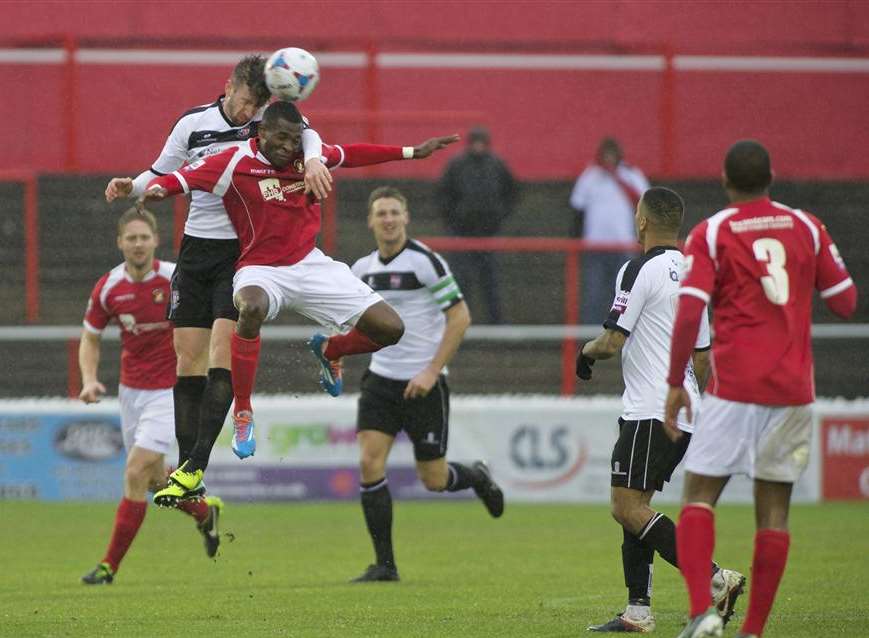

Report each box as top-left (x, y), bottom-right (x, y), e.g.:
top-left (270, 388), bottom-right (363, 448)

top-left (265, 47), bottom-right (319, 102)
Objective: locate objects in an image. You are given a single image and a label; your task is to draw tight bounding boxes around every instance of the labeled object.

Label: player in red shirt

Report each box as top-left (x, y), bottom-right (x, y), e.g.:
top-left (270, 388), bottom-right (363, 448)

top-left (79, 209), bottom-right (225, 585)
top-left (663, 140), bottom-right (857, 637)
top-left (143, 100), bottom-right (458, 502)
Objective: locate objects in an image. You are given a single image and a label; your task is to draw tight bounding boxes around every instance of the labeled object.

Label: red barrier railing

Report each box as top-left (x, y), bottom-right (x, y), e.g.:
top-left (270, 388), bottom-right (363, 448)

top-left (417, 236), bottom-right (638, 395)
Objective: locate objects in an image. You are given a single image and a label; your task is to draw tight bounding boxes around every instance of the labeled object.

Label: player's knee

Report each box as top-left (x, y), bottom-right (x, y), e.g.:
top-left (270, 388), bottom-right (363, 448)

top-left (379, 314), bottom-right (404, 346)
top-left (610, 499), bottom-right (632, 528)
top-left (420, 473), bottom-right (446, 492)
top-left (359, 453), bottom-right (386, 481)
top-left (236, 297), bottom-right (268, 323)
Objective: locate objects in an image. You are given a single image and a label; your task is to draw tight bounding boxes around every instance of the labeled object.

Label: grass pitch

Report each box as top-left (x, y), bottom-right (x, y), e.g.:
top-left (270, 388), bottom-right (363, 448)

top-left (0, 501), bottom-right (866, 637)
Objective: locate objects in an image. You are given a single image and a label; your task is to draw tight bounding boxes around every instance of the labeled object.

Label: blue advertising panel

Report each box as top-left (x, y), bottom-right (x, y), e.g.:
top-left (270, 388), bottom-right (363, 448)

top-left (0, 413), bottom-right (125, 500)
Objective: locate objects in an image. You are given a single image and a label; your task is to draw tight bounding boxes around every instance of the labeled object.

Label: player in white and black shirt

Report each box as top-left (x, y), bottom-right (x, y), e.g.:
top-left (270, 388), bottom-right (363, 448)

top-left (576, 188), bottom-right (745, 633)
top-left (347, 186), bottom-right (504, 583)
top-left (103, 55), bottom-right (332, 487)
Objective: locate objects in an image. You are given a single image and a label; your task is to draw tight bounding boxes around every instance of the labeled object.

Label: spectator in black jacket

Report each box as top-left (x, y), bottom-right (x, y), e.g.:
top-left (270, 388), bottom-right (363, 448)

top-left (437, 127), bottom-right (517, 324)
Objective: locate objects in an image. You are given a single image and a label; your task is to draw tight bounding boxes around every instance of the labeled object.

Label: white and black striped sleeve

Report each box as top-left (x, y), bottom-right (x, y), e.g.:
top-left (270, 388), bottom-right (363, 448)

top-left (130, 108), bottom-right (201, 197)
top-left (409, 242), bottom-right (464, 311)
top-left (603, 258), bottom-right (649, 336)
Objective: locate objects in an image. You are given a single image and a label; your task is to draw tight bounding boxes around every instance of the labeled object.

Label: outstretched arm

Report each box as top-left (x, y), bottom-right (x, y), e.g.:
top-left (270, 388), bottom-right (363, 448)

top-left (325, 135), bottom-right (460, 168)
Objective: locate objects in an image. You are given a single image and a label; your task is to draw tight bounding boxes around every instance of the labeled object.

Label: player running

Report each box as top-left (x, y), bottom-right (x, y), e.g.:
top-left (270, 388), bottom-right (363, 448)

top-left (79, 209), bottom-right (222, 585)
top-left (345, 186), bottom-right (504, 583)
top-left (577, 187), bottom-right (744, 632)
top-left (664, 140), bottom-right (857, 638)
top-left (104, 55), bottom-right (329, 494)
top-left (141, 100), bottom-right (459, 504)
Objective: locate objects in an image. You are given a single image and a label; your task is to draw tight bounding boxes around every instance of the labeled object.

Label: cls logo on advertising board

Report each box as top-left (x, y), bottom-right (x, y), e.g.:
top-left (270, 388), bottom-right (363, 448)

top-left (54, 419), bottom-right (124, 461)
top-left (507, 424), bottom-right (588, 489)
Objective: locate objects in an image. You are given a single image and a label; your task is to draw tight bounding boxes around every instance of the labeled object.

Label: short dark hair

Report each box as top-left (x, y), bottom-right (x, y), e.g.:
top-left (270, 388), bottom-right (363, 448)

top-left (640, 187), bottom-right (684, 234)
top-left (117, 207), bottom-right (157, 236)
top-left (724, 139), bottom-right (772, 195)
top-left (231, 54), bottom-right (270, 106)
top-left (597, 136), bottom-right (623, 161)
top-left (261, 100), bottom-right (303, 128)
top-left (368, 186), bottom-right (408, 213)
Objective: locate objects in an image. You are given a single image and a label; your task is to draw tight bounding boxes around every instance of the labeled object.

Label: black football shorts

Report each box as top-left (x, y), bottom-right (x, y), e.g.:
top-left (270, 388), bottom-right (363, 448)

top-left (610, 418), bottom-right (691, 492)
top-left (168, 235), bottom-right (240, 328)
top-left (357, 370), bottom-right (450, 462)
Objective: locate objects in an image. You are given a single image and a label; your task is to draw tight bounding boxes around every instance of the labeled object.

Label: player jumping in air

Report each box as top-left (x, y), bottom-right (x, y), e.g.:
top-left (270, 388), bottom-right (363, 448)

top-left (141, 100), bottom-right (459, 504)
top-left (664, 140), bottom-right (857, 638)
top-left (104, 54), bottom-right (331, 484)
top-left (79, 209), bottom-right (222, 585)
top-left (577, 187), bottom-right (744, 632)
top-left (346, 186), bottom-right (504, 582)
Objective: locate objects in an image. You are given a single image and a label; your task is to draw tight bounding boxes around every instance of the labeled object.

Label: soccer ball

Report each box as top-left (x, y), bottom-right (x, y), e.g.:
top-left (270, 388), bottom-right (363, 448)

top-left (264, 47), bottom-right (319, 102)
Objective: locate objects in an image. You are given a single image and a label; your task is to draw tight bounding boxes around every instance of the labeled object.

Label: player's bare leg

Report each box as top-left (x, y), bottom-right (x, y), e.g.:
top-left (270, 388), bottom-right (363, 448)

top-left (416, 457), bottom-right (504, 518)
top-left (312, 302), bottom-right (404, 396)
top-left (352, 430), bottom-right (400, 583)
top-left (673, 472), bottom-right (730, 637)
top-left (737, 480), bottom-right (792, 638)
top-left (227, 286), bottom-right (268, 459)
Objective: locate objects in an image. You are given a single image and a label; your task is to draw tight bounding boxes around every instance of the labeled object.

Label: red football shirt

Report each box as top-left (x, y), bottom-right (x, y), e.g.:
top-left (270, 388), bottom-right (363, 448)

top-left (149, 139), bottom-right (405, 269)
top-left (677, 197), bottom-right (854, 405)
top-left (83, 260), bottom-right (176, 390)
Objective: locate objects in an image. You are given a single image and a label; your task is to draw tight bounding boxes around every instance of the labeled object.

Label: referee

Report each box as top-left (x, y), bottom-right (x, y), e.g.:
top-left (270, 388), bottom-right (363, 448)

top-left (348, 186), bottom-right (504, 583)
top-left (576, 187), bottom-right (745, 632)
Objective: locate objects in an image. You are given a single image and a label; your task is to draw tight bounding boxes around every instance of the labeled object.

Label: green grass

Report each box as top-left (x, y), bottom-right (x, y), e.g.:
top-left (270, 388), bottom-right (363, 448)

top-left (0, 501), bottom-right (866, 637)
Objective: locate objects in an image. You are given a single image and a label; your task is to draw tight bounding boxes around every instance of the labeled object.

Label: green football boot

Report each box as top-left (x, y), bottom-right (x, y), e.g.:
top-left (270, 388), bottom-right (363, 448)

top-left (154, 461), bottom-right (204, 507)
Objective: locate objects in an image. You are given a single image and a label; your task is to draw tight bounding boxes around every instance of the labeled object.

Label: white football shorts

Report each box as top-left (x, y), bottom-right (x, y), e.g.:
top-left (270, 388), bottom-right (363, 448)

top-left (684, 394), bottom-right (812, 483)
top-left (118, 384), bottom-right (175, 455)
top-left (233, 248), bottom-right (383, 329)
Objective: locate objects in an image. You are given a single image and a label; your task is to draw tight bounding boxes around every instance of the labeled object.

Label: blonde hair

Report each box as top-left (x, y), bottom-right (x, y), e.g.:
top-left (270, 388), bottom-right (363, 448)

top-left (367, 186), bottom-right (408, 213)
top-left (117, 207), bottom-right (158, 236)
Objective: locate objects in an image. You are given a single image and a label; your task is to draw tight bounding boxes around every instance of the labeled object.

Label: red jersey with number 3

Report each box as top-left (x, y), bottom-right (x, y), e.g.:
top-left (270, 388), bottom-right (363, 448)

top-left (679, 197), bottom-right (854, 405)
top-left (83, 260), bottom-right (176, 390)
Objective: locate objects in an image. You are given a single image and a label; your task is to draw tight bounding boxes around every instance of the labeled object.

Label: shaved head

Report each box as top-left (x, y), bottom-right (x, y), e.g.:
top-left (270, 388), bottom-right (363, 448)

top-left (724, 140), bottom-right (772, 195)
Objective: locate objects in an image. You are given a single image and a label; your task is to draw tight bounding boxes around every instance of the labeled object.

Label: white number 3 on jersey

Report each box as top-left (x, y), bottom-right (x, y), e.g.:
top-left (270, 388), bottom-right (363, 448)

top-left (752, 238), bottom-right (790, 305)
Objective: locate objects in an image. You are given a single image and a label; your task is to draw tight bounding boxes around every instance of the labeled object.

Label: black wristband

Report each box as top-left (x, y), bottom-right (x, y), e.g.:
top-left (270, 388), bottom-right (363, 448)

top-left (575, 342), bottom-right (595, 380)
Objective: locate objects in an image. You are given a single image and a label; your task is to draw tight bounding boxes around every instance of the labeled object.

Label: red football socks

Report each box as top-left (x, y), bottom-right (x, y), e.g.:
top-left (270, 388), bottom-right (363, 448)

top-left (176, 498), bottom-right (209, 524)
top-left (676, 504), bottom-right (716, 617)
top-left (323, 329), bottom-right (382, 360)
top-left (231, 333), bottom-right (261, 414)
top-left (741, 529), bottom-right (790, 636)
top-left (102, 497), bottom-right (147, 573)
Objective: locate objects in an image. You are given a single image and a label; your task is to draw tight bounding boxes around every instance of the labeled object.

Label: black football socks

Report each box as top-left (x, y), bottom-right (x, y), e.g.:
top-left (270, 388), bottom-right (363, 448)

top-left (360, 478), bottom-right (395, 568)
top-left (173, 375), bottom-right (206, 467)
top-left (445, 462), bottom-right (484, 492)
top-left (622, 527), bottom-right (653, 607)
top-left (187, 368), bottom-right (233, 472)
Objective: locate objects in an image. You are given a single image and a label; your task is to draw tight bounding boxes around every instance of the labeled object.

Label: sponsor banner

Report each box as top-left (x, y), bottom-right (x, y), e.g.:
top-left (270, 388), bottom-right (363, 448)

top-left (821, 417), bottom-right (869, 500)
top-left (0, 411), bottom-right (125, 500)
top-left (1, 397), bottom-right (866, 502)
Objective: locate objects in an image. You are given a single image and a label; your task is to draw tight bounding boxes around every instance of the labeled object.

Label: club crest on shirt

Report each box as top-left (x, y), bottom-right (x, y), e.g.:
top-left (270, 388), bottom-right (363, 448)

top-left (612, 290), bottom-right (630, 314)
top-left (152, 288), bottom-right (165, 304)
top-left (294, 159), bottom-right (305, 173)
